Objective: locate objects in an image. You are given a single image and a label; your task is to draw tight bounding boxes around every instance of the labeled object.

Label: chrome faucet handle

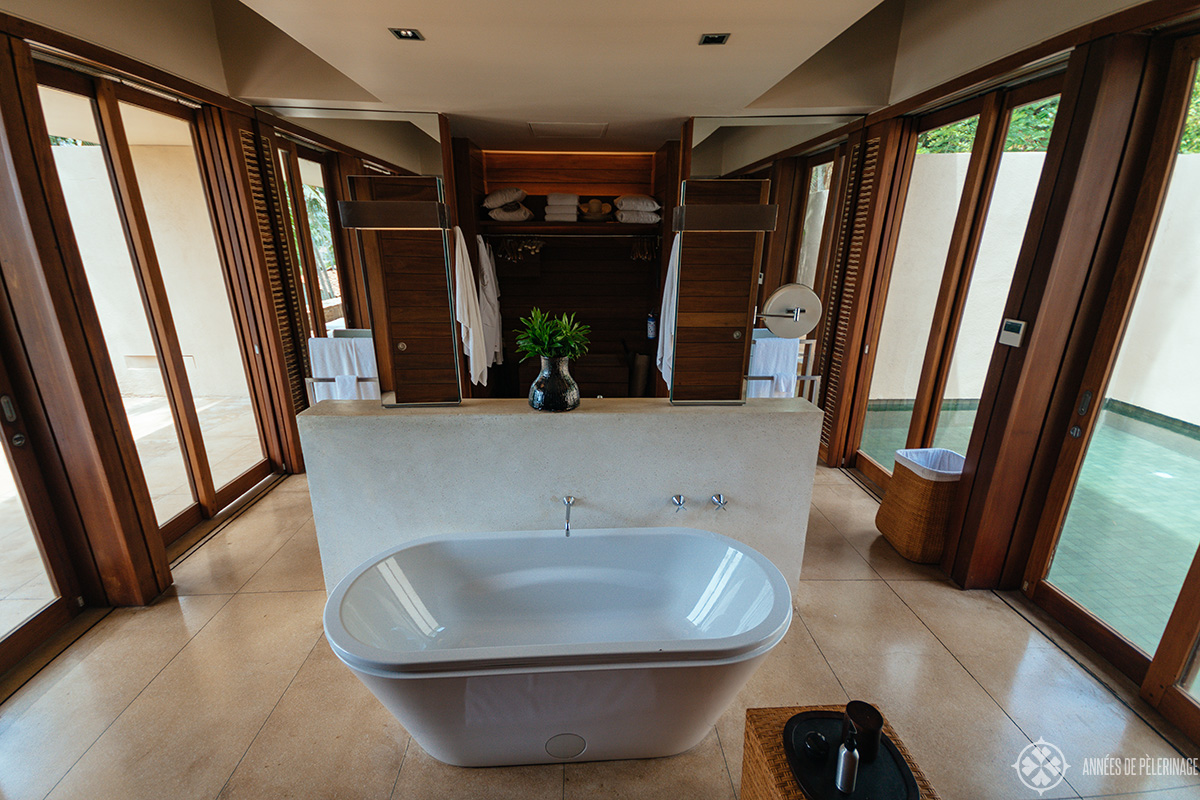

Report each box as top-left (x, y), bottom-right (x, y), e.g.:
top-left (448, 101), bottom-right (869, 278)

top-left (563, 496), bottom-right (575, 536)
top-left (711, 493), bottom-right (728, 511)
top-left (672, 495), bottom-right (686, 512)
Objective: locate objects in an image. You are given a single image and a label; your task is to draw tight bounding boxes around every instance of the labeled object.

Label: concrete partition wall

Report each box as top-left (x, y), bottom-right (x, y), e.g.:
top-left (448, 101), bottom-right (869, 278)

top-left (299, 398), bottom-right (823, 592)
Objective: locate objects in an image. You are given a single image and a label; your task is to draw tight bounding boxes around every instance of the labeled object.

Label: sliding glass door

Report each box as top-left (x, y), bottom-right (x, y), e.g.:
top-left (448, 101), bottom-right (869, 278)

top-left (852, 77), bottom-right (1063, 486)
top-left (39, 85), bottom-right (197, 527)
top-left (35, 64), bottom-right (271, 543)
top-left (858, 110), bottom-right (981, 472)
top-left (1024, 35), bottom-right (1200, 743)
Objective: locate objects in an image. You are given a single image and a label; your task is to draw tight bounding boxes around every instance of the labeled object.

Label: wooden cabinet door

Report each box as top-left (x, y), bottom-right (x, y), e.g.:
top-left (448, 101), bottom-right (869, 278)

top-left (349, 175), bottom-right (461, 405)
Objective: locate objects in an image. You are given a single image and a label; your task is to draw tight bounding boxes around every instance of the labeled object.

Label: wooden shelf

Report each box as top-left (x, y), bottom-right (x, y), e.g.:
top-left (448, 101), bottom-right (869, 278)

top-left (478, 221), bottom-right (660, 236)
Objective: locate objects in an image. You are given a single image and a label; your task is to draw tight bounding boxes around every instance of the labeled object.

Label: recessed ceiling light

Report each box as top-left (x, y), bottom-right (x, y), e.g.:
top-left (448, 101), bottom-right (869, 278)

top-left (699, 33), bottom-right (730, 45)
top-left (390, 28), bottom-right (425, 41)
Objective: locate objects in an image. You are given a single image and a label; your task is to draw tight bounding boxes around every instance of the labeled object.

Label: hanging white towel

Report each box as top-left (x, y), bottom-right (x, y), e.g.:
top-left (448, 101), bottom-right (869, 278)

top-left (477, 235), bottom-right (503, 367)
top-left (656, 233), bottom-right (681, 387)
top-left (308, 337), bottom-right (380, 401)
top-left (334, 374), bottom-right (359, 400)
top-left (747, 336), bottom-right (801, 398)
top-left (453, 227), bottom-right (487, 385)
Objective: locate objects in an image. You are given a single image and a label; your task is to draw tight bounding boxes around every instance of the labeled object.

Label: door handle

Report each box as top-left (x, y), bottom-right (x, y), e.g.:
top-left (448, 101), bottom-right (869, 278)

top-left (1077, 390), bottom-right (1093, 416)
top-left (0, 395), bottom-right (16, 423)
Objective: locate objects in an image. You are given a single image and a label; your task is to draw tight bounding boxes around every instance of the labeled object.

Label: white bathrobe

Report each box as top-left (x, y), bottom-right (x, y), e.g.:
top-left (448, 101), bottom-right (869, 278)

top-left (656, 233), bottom-right (681, 387)
top-left (476, 235), bottom-right (503, 367)
top-left (453, 227), bottom-right (487, 385)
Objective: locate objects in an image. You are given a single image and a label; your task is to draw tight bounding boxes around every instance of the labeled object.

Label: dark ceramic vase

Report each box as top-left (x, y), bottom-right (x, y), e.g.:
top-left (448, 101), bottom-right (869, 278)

top-left (529, 356), bottom-right (580, 412)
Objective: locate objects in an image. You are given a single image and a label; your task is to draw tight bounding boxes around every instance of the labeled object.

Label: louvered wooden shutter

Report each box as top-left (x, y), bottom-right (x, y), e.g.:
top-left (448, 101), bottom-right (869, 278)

top-left (236, 127), bottom-right (310, 414)
top-left (816, 125), bottom-right (897, 465)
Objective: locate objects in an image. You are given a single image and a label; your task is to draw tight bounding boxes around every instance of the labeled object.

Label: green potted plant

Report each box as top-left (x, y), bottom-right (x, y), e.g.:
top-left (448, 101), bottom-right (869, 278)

top-left (515, 307), bottom-right (591, 411)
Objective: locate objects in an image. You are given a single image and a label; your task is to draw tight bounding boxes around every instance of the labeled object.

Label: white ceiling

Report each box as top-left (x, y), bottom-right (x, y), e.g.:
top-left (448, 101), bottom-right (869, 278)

top-left (236, 0), bottom-right (884, 149)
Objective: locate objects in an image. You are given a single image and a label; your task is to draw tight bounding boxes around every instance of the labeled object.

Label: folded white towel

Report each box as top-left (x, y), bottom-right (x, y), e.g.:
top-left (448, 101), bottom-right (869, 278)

top-left (482, 187), bottom-right (526, 209)
top-left (616, 209), bottom-right (661, 224)
top-left (544, 212), bottom-right (578, 221)
top-left (488, 205), bottom-right (533, 222)
top-left (615, 194), bottom-right (661, 212)
top-left (546, 193), bottom-right (579, 206)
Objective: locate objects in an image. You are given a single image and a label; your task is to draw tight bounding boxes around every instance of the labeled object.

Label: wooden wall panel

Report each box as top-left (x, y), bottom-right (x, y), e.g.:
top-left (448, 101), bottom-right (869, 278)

top-left (481, 151), bottom-right (654, 196)
top-left (488, 236), bottom-right (660, 400)
top-left (349, 175), bottom-right (460, 404)
top-left (670, 180), bottom-right (770, 403)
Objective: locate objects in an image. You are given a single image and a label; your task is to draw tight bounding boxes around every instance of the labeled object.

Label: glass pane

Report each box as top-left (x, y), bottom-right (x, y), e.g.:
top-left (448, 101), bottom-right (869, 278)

top-left (796, 161), bottom-right (833, 288)
top-left (0, 444), bottom-right (58, 640)
top-left (1045, 68), bottom-right (1200, 656)
top-left (276, 149), bottom-right (316, 335)
top-left (859, 116), bottom-right (980, 471)
top-left (932, 96), bottom-right (1061, 455)
top-left (119, 102), bottom-right (267, 492)
top-left (298, 157), bottom-right (345, 331)
top-left (39, 86), bottom-right (195, 525)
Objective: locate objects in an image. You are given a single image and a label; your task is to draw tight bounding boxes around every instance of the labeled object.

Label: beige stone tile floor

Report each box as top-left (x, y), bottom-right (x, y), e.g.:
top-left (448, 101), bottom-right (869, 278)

top-left (0, 464), bottom-right (1197, 799)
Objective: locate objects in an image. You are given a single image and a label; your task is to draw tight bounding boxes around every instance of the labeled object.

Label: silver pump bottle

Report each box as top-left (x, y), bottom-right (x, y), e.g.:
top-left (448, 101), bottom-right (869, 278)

top-left (834, 724), bottom-right (860, 794)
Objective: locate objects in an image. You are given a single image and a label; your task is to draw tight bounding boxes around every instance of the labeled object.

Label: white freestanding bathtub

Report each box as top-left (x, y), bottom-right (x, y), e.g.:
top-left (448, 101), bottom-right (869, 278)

top-left (323, 526), bottom-right (792, 767)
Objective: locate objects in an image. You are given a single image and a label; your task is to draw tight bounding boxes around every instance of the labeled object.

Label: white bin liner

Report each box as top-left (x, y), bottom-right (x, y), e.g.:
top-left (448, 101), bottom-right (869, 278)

top-left (894, 448), bottom-right (964, 482)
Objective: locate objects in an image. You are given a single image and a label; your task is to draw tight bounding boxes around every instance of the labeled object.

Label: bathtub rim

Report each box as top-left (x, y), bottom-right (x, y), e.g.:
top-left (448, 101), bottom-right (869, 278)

top-left (323, 526), bottom-right (792, 678)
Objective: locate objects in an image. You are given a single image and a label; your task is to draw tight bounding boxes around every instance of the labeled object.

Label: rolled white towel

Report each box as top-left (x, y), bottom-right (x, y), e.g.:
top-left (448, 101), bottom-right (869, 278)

top-left (615, 194), bottom-right (661, 212)
top-left (546, 193), bottom-right (579, 206)
top-left (488, 204), bottom-right (533, 221)
top-left (482, 187), bottom-right (526, 209)
top-left (615, 209), bottom-right (661, 224)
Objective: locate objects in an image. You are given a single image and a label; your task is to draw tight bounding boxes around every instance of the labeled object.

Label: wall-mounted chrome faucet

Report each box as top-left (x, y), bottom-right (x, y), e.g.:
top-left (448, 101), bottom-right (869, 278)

top-left (711, 493), bottom-right (728, 511)
top-left (563, 496), bottom-right (575, 536)
top-left (672, 495), bottom-right (687, 513)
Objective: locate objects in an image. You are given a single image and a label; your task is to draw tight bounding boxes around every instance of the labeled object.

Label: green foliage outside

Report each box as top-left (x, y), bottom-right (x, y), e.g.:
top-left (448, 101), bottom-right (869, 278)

top-left (916, 116), bottom-right (979, 154)
top-left (303, 183), bottom-right (339, 301)
top-left (1004, 97), bottom-right (1060, 152)
top-left (49, 135), bottom-right (97, 147)
top-left (515, 308), bottom-right (590, 361)
top-left (915, 95), bottom-right (1062, 155)
top-left (1178, 70), bottom-right (1200, 155)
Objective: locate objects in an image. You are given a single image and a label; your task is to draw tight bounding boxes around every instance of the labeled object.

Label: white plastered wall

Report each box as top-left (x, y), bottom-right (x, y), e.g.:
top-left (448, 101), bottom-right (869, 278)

top-left (1106, 156), bottom-right (1200, 426)
top-left (0, 0), bottom-right (228, 93)
top-left (889, 0), bottom-right (1147, 104)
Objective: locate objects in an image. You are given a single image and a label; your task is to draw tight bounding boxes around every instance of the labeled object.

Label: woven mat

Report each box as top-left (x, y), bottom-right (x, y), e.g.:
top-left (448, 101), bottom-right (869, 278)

top-left (742, 706), bottom-right (942, 800)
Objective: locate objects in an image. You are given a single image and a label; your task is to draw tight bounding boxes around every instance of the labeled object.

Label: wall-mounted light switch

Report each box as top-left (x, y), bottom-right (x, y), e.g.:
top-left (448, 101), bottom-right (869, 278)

top-left (998, 318), bottom-right (1026, 347)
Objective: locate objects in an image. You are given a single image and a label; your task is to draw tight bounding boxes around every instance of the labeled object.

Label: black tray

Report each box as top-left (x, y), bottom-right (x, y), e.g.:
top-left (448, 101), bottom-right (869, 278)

top-left (782, 711), bottom-right (920, 799)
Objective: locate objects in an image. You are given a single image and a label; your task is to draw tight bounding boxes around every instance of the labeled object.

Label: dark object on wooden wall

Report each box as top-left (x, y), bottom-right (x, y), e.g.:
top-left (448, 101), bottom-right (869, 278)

top-left (348, 175), bottom-right (461, 406)
top-left (670, 179), bottom-right (772, 404)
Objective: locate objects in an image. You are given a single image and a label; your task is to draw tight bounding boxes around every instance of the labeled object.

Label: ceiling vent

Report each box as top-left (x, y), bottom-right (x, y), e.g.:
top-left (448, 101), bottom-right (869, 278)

top-left (699, 33), bottom-right (730, 45)
top-left (528, 122), bottom-right (609, 139)
top-left (389, 28), bottom-right (425, 41)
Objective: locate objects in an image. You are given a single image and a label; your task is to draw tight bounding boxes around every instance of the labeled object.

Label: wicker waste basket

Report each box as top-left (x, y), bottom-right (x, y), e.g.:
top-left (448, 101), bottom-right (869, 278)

top-left (875, 448), bottom-right (964, 563)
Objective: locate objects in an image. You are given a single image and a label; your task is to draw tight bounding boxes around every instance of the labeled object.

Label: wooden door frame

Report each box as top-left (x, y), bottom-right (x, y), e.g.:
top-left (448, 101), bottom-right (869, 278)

top-left (275, 138), bottom-right (326, 339)
top-left (36, 61), bottom-right (275, 531)
top-left (1017, 34), bottom-right (1200, 741)
top-left (0, 34), bottom-right (169, 605)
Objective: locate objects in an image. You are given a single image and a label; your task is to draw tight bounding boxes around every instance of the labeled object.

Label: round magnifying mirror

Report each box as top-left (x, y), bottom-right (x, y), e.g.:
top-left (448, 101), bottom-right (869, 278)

top-left (761, 283), bottom-right (822, 338)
